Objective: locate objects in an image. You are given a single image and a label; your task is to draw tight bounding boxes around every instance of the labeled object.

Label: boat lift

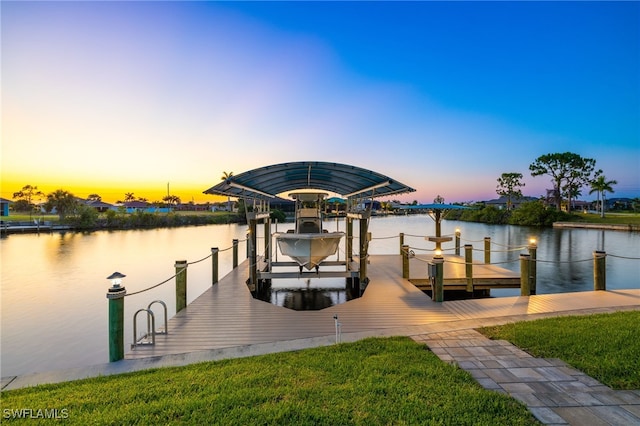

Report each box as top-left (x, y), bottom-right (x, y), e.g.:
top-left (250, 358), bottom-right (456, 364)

top-left (203, 161), bottom-right (416, 294)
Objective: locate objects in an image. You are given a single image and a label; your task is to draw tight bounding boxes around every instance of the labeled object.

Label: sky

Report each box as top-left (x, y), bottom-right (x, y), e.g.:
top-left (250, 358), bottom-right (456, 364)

top-left (2, 1), bottom-right (639, 205)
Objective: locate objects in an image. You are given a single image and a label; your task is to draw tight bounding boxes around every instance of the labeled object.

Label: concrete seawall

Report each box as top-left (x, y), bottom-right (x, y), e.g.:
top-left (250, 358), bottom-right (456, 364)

top-left (553, 222), bottom-right (640, 232)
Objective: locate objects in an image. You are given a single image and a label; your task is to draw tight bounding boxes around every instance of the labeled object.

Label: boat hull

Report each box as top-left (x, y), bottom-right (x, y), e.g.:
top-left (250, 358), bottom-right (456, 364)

top-left (276, 232), bottom-right (344, 270)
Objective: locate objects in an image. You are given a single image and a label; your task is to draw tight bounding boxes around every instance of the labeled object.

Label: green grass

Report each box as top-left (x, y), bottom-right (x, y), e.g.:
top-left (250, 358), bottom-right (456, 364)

top-left (480, 310), bottom-right (640, 390)
top-left (2, 213), bottom-right (60, 222)
top-left (572, 212), bottom-right (640, 225)
top-left (0, 337), bottom-right (538, 425)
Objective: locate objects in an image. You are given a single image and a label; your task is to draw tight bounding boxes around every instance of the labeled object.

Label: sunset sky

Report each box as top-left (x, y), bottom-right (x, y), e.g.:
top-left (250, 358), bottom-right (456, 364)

top-left (2, 1), bottom-right (639, 205)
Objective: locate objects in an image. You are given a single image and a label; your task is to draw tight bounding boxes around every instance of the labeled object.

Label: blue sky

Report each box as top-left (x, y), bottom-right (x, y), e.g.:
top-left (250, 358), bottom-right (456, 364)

top-left (2, 1), bottom-right (638, 203)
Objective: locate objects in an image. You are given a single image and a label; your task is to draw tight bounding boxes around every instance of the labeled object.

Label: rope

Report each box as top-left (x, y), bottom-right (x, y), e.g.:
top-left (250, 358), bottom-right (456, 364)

top-left (187, 253), bottom-right (212, 265)
top-left (125, 268), bottom-right (185, 297)
top-left (608, 253), bottom-right (640, 260)
top-left (534, 257), bottom-right (594, 264)
top-left (124, 239), bottom-right (244, 297)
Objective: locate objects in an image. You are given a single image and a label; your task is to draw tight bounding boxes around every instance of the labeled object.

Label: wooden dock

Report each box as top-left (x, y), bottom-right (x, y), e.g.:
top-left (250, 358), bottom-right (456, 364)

top-left (407, 254), bottom-right (521, 291)
top-left (126, 255), bottom-right (459, 359)
top-left (125, 254), bottom-right (640, 361)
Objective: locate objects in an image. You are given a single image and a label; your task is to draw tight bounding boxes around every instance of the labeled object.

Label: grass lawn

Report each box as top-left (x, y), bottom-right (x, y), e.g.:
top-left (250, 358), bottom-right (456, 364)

top-left (0, 337), bottom-right (538, 425)
top-left (480, 310), bottom-right (640, 390)
top-left (572, 212), bottom-right (640, 225)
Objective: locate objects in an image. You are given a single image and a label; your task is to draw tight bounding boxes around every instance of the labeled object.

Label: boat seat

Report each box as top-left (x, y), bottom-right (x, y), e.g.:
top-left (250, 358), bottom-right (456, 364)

top-left (299, 220), bottom-right (320, 233)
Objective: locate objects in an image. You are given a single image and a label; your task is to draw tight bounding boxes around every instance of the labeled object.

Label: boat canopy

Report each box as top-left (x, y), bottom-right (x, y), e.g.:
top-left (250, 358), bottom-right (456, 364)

top-left (204, 161), bottom-right (415, 200)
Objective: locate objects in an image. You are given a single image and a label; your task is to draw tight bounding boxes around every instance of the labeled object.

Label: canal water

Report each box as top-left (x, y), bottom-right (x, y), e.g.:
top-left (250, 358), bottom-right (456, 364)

top-left (1, 215), bottom-right (639, 377)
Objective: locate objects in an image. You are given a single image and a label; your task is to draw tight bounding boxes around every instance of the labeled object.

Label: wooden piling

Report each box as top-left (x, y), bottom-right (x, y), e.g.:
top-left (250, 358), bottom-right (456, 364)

top-left (455, 230), bottom-right (461, 256)
top-left (346, 218), bottom-right (353, 262)
top-left (264, 219), bottom-right (271, 262)
top-left (232, 239), bottom-right (239, 269)
top-left (594, 251), bottom-right (606, 291)
top-left (528, 243), bottom-right (537, 295)
top-left (212, 247), bottom-right (219, 286)
top-left (359, 218), bottom-right (369, 283)
top-left (464, 244), bottom-right (473, 292)
top-left (402, 244), bottom-right (410, 279)
top-left (175, 260), bottom-right (188, 312)
top-left (249, 220), bottom-right (257, 289)
top-left (520, 254), bottom-right (531, 296)
top-left (399, 232), bottom-right (405, 255)
top-left (432, 256), bottom-right (444, 302)
top-left (484, 237), bottom-right (491, 264)
top-left (106, 286), bottom-right (126, 362)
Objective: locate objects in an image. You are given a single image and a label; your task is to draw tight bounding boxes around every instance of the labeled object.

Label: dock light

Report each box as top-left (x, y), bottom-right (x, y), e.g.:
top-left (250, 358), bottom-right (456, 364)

top-left (455, 228), bottom-right (460, 234)
top-left (529, 238), bottom-right (537, 246)
top-left (107, 271), bottom-right (126, 289)
top-left (434, 249), bottom-right (443, 258)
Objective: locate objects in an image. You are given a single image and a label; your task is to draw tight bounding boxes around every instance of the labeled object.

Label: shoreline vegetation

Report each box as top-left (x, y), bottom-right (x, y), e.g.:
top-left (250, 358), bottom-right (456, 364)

top-left (2, 205), bottom-right (640, 235)
top-left (2, 311), bottom-right (638, 424)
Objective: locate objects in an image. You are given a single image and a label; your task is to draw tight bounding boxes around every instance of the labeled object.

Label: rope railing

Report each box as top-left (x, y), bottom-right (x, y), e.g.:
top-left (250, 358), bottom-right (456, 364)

top-left (125, 269), bottom-right (185, 297)
top-left (608, 253), bottom-right (640, 260)
top-left (124, 239), bottom-right (243, 297)
top-left (399, 244), bottom-right (637, 266)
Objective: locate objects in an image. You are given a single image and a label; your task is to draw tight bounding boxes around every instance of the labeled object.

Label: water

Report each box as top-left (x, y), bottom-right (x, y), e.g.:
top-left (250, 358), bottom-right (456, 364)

top-left (1, 215), bottom-right (638, 376)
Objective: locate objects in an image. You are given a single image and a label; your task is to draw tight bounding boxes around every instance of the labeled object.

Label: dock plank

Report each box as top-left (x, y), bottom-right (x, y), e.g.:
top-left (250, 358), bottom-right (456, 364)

top-left (126, 255), bottom-right (640, 361)
top-left (126, 255), bottom-right (458, 359)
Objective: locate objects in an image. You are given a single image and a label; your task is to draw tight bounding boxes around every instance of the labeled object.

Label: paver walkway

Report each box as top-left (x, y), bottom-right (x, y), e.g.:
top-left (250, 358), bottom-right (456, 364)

top-left (413, 329), bottom-right (640, 425)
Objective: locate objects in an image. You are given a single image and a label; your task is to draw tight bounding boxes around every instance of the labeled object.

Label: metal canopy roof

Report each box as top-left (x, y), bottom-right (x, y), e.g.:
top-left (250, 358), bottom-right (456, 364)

top-left (204, 161), bottom-right (415, 200)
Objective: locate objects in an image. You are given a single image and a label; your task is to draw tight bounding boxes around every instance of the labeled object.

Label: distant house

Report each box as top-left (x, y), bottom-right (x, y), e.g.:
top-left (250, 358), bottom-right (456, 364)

top-left (0, 198), bottom-right (11, 216)
top-left (484, 195), bottom-right (538, 210)
top-left (122, 201), bottom-right (170, 214)
top-left (85, 200), bottom-right (114, 212)
top-left (122, 200), bottom-right (151, 213)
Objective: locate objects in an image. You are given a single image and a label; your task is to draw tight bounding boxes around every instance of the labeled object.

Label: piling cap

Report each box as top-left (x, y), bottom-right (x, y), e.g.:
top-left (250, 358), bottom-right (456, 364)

top-left (107, 272), bottom-right (126, 280)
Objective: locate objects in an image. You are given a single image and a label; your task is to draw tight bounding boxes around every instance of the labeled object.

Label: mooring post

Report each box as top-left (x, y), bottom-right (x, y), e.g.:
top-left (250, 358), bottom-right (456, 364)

top-left (399, 232), bottom-right (405, 255)
top-left (528, 240), bottom-right (537, 295)
top-left (455, 229), bottom-right (461, 256)
top-left (484, 237), bottom-right (491, 264)
top-left (359, 218), bottom-right (369, 284)
top-left (246, 233), bottom-right (250, 259)
top-left (232, 239), bottom-right (239, 269)
top-left (249, 220), bottom-right (258, 289)
top-left (175, 260), bottom-right (188, 313)
top-left (464, 244), bottom-right (473, 293)
top-left (594, 251), bottom-right (606, 291)
top-left (402, 244), bottom-right (410, 279)
top-left (106, 272), bottom-right (126, 362)
top-left (264, 219), bottom-right (271, 263)
top-left (211, 247), bottom-right (219, 286)
top-left (520, 254), bottom-right (531, 296)
top-left (432, 255), bottom-right (444, 302)
top-left (346, 218), bottom-right (353, 262)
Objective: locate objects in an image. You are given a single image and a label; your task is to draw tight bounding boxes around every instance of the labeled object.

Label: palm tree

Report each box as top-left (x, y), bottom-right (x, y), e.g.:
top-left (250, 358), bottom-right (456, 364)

top-left (45, 189), bottom-right (78, 221)
top-left (221, 171), bottom-right (233, 212)
top-left (124, 193), bottom-right (136, 203)
top-left (589, 175), bottom-right (617, 218)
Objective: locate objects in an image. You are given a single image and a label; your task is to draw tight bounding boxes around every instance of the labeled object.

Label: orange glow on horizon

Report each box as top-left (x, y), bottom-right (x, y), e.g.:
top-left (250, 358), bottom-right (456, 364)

top-left (1, 175), bottom-right (224, 205)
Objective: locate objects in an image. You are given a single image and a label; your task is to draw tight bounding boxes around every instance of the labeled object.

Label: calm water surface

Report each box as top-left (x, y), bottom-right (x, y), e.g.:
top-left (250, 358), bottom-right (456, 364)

top-left (2, 215), bottom-right (639, 376)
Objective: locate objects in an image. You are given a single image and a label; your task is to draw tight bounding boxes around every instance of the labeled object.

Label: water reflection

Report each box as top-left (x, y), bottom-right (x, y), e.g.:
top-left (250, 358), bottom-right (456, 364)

top-left (1, 217), bottom-right (638, 376)
top-left (255, 277), bottom-right (362, 311)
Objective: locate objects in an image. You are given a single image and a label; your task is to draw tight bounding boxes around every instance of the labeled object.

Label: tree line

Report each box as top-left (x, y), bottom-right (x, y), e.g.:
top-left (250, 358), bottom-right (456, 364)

top-left (495, 151), bottom-right (621, 218)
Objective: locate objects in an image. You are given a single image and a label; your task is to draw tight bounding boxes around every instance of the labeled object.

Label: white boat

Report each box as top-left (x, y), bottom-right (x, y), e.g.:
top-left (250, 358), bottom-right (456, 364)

top-left (276, 193), bottom-right (344, 271)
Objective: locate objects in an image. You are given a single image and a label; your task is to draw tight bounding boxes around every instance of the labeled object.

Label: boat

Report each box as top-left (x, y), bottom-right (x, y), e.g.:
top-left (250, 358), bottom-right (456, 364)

top-left (276, 193), bottom-right (345, 271)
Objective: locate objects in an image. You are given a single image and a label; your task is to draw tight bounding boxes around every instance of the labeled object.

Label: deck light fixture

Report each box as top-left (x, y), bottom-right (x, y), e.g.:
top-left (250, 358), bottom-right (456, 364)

top-left (529, 238), bottom-right (537, 246)
top-left (107, 271), bottom-right (126, 289)
top-left (434, 249), bottom-right (443, 257)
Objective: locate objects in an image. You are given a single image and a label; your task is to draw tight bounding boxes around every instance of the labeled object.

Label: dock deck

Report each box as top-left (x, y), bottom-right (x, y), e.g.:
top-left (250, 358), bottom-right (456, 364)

top-left (408, 253), bottom-right (521, 291)
top-left (126, 254), bottom-right (640, 360)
